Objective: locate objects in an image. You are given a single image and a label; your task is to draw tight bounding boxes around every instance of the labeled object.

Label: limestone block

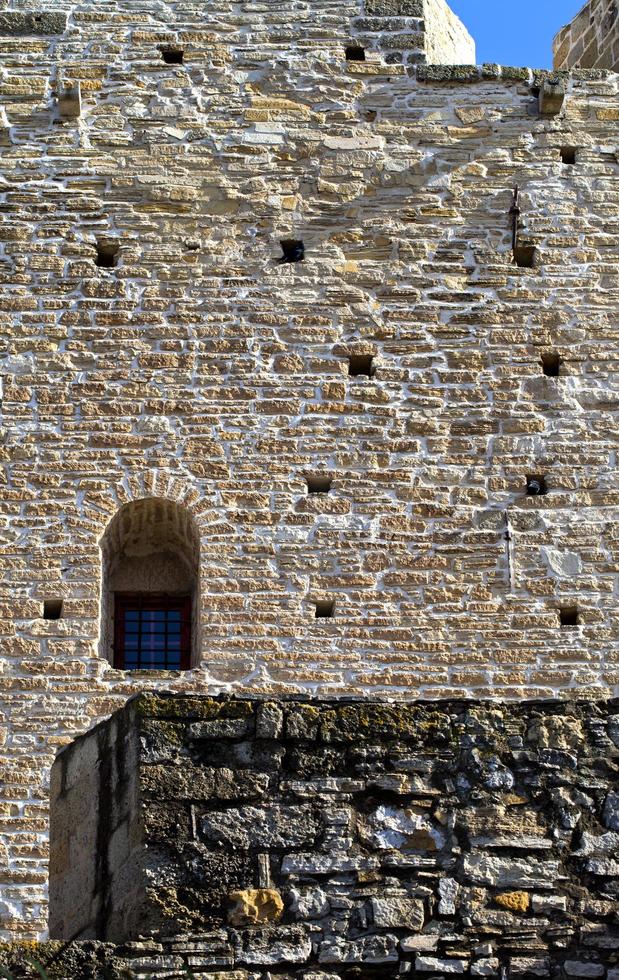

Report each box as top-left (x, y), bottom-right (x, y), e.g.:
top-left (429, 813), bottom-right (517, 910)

top-left (0, 11), bottom-right (67, 34)
top-left (539, 78), bottom-right (567, 116)
top-left (227, 888), bottom-right (284, 926)
top-left (494, 891), bottom-right (531, 912)
top-left (370, 896), bottom-right (424, 929)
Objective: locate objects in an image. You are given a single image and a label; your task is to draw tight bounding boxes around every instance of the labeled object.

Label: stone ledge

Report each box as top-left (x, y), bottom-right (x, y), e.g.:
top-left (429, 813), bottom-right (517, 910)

top-left (416, 63), bottom-right (614, 82)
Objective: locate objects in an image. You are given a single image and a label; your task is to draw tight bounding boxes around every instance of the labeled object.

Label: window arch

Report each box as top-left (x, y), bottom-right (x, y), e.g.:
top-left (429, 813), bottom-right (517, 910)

top-left (99, 498), bottom-right (200, 671)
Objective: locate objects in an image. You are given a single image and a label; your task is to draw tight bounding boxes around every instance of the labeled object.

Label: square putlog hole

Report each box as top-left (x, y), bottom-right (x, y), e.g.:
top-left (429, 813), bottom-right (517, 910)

top-left (345, 45), bottom-right (365, 61)
top-left (95, 241), bottom-right (119, 268)
top-left (560, 146), bottom-right (576, 165)
top-left (526, 474), bottom-right (547, 497)
top-left (279, 239), bottom-right (304, 263)
top-left (513, 244), bottom-right (538, 269)
top-left (314, 599), bottom-right (335, 619)
top-left (348, 354), bottom-right (375, 378)
top-left (559, 606), bottom-right (579, 627)
top-left (541, 352), bottom-right (561, 377)
top-left (160, 46), bottom-right (184, 64)
top-left (43, 599), bottom-right (63, 620)
top-left (306, 475), bottom-right (333, 494)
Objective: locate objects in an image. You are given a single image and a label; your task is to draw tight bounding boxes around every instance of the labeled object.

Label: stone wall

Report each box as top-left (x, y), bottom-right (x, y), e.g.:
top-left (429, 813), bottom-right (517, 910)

top-left (423, 0), bottom-right (475, 65)
top-left (1, 0), bottom-right (619, 942)
top-left (33, 693), bottom-right (619, 977)
top-left (553, 0), bottom-right (619, 71)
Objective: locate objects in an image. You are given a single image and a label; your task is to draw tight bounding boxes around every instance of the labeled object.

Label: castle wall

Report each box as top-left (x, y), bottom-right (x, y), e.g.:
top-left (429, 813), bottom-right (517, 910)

top-left (553, 0), bottom-right (619, 71)
top-left (423, 0), bottom-right (475, 65)
top-left (0, 0), bottom-right (618, 942)
top-left (38, 694), bottom-right (619, 977)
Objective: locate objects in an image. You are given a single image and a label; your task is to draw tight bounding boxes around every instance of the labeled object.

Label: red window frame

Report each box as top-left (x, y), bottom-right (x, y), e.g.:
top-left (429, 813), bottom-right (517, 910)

top-left (113, 592), bottom-right (192, 671)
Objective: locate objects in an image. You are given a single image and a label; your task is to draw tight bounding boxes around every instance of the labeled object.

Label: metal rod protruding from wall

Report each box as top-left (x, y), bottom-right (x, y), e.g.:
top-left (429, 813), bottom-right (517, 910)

top-left (509, 186), bottom-right (521, 251)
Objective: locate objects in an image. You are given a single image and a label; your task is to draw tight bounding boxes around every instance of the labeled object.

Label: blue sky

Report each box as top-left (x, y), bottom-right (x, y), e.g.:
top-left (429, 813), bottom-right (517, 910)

top-left (447, 0), bottom-right (586, 68)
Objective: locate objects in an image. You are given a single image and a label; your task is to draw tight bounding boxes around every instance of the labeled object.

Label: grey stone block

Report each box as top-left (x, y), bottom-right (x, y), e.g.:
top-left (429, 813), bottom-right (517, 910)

top-left (0, 12), bottom-right (67, 35)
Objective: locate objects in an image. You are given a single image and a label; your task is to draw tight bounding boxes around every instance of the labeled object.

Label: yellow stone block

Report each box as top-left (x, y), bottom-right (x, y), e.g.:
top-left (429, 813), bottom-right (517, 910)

top-left (495, 891), bottom-right (530, 913)
top-left (227, 888), bottom-right (284, 926)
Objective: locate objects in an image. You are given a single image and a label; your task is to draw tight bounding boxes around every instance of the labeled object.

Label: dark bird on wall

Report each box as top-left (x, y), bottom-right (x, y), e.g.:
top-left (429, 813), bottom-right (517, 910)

top-left (278, 239), bottom-right (305, 264)
top-left (526, 477), bottom-right (546, 496)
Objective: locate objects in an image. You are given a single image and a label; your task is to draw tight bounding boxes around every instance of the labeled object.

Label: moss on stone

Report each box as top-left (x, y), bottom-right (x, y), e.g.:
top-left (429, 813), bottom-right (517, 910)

top-left (321, 703), bottom-right (422, 741)
top-left (417, 64), bottom-right (480, 83)
top-left (134, 694), bottom-right (255, 722)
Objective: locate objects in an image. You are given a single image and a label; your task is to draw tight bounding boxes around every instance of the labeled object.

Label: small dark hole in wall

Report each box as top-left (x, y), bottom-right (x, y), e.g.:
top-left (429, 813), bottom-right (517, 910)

top-left (43, 599), bottom-right (63, 620)
top-left (160, 46), bottom-right (184, 65)
top-left (526, 474), bottom-right (548, 496)
top-left (560, 146), bottom-right (576, 165)
top-left (95, 241), bottom-right (119, 268)
top-left (314, 599), bottom-right (335, 619)
top-left (279, 239), bottom-right (304, 264)
top-left (513, 244), bottom-right (537, 269)
top-left (348, 354), bottom-right (374, 378)
top-left (559, 606), bottom-right (579, 627)
top-left (541, 352), bottom-right (561, 377)
top-left (306, 475), bottom-right (333, 494)
top-left (346, 45), bottom-right (365, 61)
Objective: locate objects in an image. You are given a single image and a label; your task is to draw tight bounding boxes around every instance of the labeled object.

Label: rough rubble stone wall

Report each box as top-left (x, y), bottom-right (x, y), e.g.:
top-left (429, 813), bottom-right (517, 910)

top-left (27, 694), bottom-right (619, 977)
top-left (0, 0), bottom-right (618, 942)
top-left (553, 0), bottom-right (619, 71)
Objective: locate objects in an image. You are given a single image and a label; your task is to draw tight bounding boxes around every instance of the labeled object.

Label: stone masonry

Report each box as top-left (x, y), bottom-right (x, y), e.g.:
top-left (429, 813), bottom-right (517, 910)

top-left (6, 692), bottom-right (619, 979)
top-left (554, 0), bottom-right (619, 72)
top-left (0, 0), bottom-right (618, 945)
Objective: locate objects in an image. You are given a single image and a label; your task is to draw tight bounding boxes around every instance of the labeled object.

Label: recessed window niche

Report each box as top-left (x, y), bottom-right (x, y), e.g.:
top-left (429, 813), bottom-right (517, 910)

top-left (99, 497), bottom-right (200, 671)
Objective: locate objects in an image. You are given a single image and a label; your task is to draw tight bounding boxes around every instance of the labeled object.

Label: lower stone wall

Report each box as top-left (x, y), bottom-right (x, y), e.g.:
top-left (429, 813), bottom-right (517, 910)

top-left (37, 696), bottom-right (619, 976)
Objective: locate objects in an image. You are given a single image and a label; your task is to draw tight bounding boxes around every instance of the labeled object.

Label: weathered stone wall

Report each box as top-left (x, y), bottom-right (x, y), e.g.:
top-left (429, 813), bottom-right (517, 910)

top-left (36, 694), bottom-right (619, 977)
top-left (0, 0), bottom-right (619, 942)
top-left (553, 0), bottom-right (619, 71)
top-left (423, 0), bottom-right (475, 65)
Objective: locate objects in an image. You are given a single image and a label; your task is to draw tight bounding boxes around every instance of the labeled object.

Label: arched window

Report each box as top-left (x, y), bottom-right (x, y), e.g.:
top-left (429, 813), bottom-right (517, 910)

top-left (99, 498), bottom-right (200, 671)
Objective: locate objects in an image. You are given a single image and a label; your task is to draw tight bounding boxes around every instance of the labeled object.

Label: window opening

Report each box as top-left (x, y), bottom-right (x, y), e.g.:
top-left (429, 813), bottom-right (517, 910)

top-left (278, 239), bottom-right (304, 264)
top-left (306, 475), bottom-right (333, 494)
top-left (541, 352), bottom-right (561, 377)
top-left (99, 497), bottom-right (200, 671)
top-left (114, 593), bottom-right (191, 671)
top-left (314, 599), bottom-right (335, 619)
top-left (526, 475), bottom-right (547, 496)
top-left (96, 241), bottom-right (119, 268)
top-left (346, 45), bottom-right (365, 61)
top-left (43, 599), bottom-right (63, 620)
top-left (348, 354), bottom-right (375, 378)
top-left (559, 606), bottom-right (579, 627)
